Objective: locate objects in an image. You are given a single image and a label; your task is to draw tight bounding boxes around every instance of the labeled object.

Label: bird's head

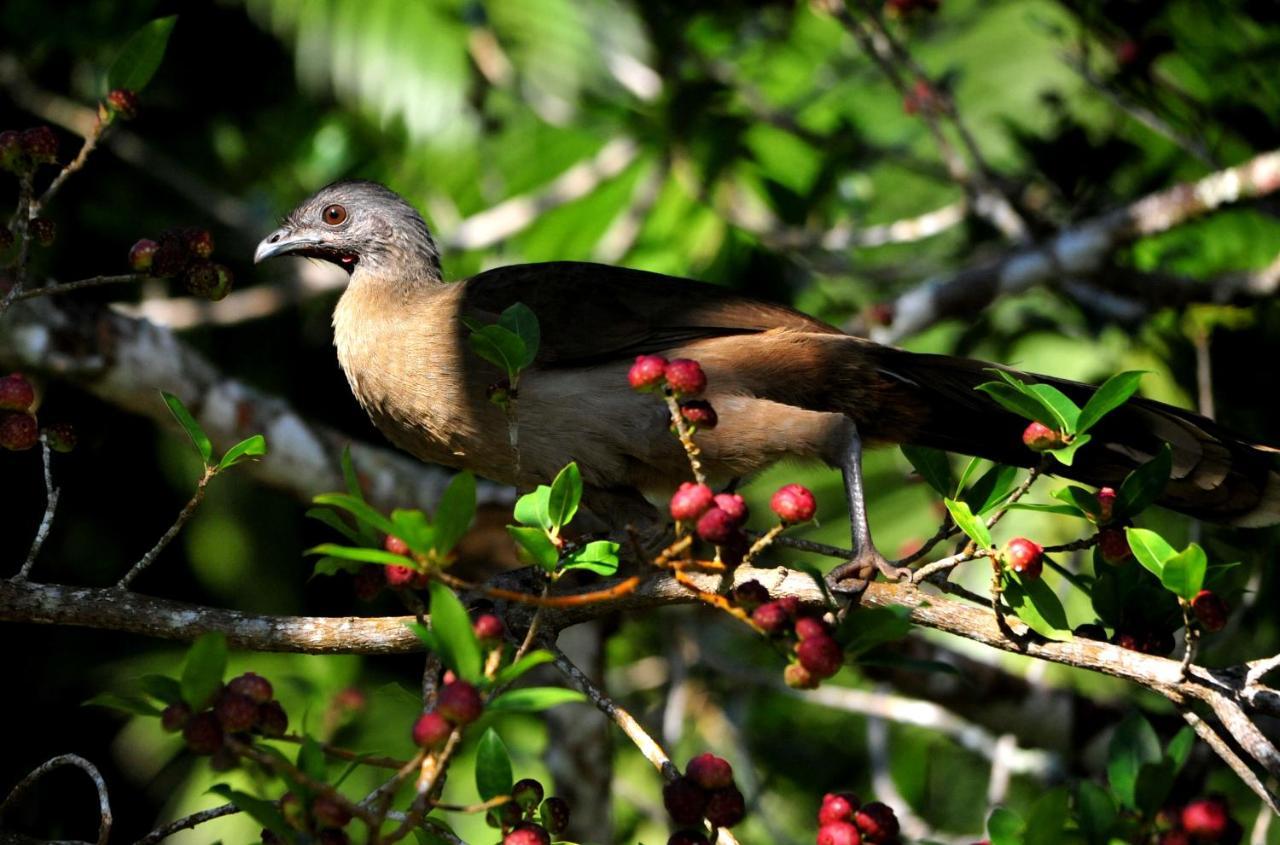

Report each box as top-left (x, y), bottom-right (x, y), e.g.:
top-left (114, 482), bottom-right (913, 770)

top-left (254, 180), bottom-right (442, 281)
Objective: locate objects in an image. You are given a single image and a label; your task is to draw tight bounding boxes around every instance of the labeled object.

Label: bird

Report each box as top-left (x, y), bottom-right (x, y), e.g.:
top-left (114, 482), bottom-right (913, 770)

top-left (255, 180), bottom-right (1279, 589)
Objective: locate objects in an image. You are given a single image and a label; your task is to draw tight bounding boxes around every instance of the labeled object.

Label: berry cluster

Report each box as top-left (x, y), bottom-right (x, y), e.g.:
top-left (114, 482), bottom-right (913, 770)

top-left (128, 228), bottom-right (233, 301)
top-left (0, 373), bottom-right (75, 453)
top-left (0, 126), bottom-right (58, 174)
top-left (262, 791), bottom-right (353, 845)
top-left (1157, 795), bottom-right (1241, 845)
top-left (412, 678), bottom-right (483, 749)
top-left (816, 792), bottom-right (901, 845)
top-left (487, 777), bottom-right (571, 844)
top-left (663, 752), bottom-right (747, 840)
top-left (736, 581), bottom-right (845, 687)
top-left (629, 355), bottom-right (718, 432)
top-left (161, 672), bottom-right (288, 766)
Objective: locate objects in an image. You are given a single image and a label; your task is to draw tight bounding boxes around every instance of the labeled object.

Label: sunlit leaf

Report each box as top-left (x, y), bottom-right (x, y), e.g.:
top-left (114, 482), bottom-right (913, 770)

top-left (217, 434), bottom-right (267, 470)
top-left (1077, 371), bottom-right (1145, 434)
top-left (161, 391), bottom-right (212, 466)
top-left (488, 687), bottom-right (585, 713)
top-left (428, 581), bottom-right (483, 684)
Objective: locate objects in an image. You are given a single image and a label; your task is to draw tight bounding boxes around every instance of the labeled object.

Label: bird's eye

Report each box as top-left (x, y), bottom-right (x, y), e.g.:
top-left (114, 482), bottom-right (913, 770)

top-left (322, 204), bottom-right (348, 225)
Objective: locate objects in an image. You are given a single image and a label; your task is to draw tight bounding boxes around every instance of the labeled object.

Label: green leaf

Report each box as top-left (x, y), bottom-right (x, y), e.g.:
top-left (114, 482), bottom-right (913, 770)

top-left (562, 540), bottom-right (620, 576)
top-left (313, 555), bottom-right (361, 577)
top-left (954, 456), bottom-right (984, 497)
top-left (975, 382), bottom-right (1057, 427)
top-left (1003, 571), bottom-right (1071, 639)
top-left (474, 728), bottom-right (514, 802)
top-left (433, 472), bottom-right (476, 555)
top-left (901, 445), bottom-right (953, 496)
top-left (1135, 759), bottom-right (1177, 816)
top-left (964, 464), bottom-right (1020, 515)
top-left (1046, 432), bottom-right (1092, 466)
top-left (1052, 485), bottom-right (1101, 518)
top-left (313, 493), bottom-right (397, 538)
top-left (161, 391), bottom-right (212, 466)
top-left (987, 806), bottom-right (1024, 845)
top-left (107, 16), bottom-right (177, 93)
top-left (1127, 528), bottom-right (1177, 579)
top-left (507, 526), bottom-right (561, 571)
top-left (514, 486), bottom-right (552, 531)
top-left (1004, 503), bottom-right (1086, 517)
top-left (296, 737), bottom-right (327, 782)
top-left (1024, 787), bottom-right (1070, 845)
top-left (488, 687), bottom-right (586, 713)
top-left (306, 543), bottom-right (411, 567)
top-left (1160, 543), bottom-right (1207, 601)
top-left (468, 325), bottom-right (528, 378)
top-left (207, 785), bottom-right (291, 840)
top-left (1077, 371), bottom-right (1145, 434)
top-left (836, 605), bottom-right (914, 655)
top-left (306, 507), bottom-right (364, 545)
top-left (390, 510), bottom-right (435, 555)
top-left (1118, 445), bottom-right (1172, 518)
top-left (139, 674), bottom-right (184, 705)
top-left (498, 303), bottom-right (540, 369)
top-left (428, 581), bottom-right (483, 684)
top-left (943, 498), bottom-right (992, 550)
top-left (407, 620), bottom-right (441, 654)
top-left (1107, 713), bottom-right (1162, 810)
top-left (493, 650), bottom-right (556, 687)
top-left (217, 434), bottom-right (267, 470)
top-left (547, 463), bottom-right (583, 531)
top-left (83, 692), bottom-right (163, 717)
top-left (181, 632), bottom-right (227, 710)
top-left (341, 445), bottom-right (363, 499)
top-left (1075, 781), bottom-right (1117, 845)
top-left (1028, 383), bottom-right (1081, 434)
top-left (1165, 726), bottom-right (1195, 772)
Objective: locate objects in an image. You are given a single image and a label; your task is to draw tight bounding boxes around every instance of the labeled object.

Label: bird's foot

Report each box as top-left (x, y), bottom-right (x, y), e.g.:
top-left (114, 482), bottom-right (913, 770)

top-left (826, 550), bottom-right (911, 596)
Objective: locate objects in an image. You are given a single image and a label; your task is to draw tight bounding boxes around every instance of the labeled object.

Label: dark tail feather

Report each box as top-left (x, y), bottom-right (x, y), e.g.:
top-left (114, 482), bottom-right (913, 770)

top-left (874, 350), bottom-right (1280, 527)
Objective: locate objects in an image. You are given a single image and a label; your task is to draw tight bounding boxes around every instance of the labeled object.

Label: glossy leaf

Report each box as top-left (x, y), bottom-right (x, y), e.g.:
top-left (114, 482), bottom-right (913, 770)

top-left (475, 728), bottom-right (514, 802)
top-left (217, 434), bottom-right (267, 470)
top-left (901, 445), bottom-right (953, 496)
top-left (547, 462), bottom-right (583, 531)
top-left (507, 526), bottom-right (560, 571)
top-left (468, 324), bottom-right (528, 378)
top-left (488, 687), bottom-right (586, 713)
top-left (1077, 371), bottom-right (1145, 434)
top-left (107, 16), bottom-right (177, 93)
top-left (493, 650), bottom-right (556, 687)
top-left (963, 463), bottom-right (1019, 515)
top-left (433, 472), bottom-right (476, 555)
top-left (943, 498), bottom-right (992, 550)
top-left (1046, 432), bottom-right (1092, 466)
top-left (1003, 571), bottom-right (1070, 639)
top-left (1118, 445), bottom-right (1172, 517)
top-left (1028, 383), bottom-right (1081, 434)
top-left (499, 303), bottom-right (540, 369)
top-left (563, 540), bottom-right (620, 575)
top-left (975, 382), bottom-right (1056, 428)
top-left (1127, 528), bottom-right (1176, 579)
top-left (181, 632), bottom-right (227, 710)
top-left (306, 543), bottom-right (411, 567)
top-left (161, 391), bottom-right (212, 466)
top-left (514, 486), bottom-right (552, 531)
top-left (1052, 485), bottom-right (1101, 518)
top-left (313, 493), bottom-right (397, 538)
top-left (428, 581), bottom-right (483, 684)
top-left (391, 509), bottom-right (435, 555)
top-left (1160, 543), bottom-right (1207, 601)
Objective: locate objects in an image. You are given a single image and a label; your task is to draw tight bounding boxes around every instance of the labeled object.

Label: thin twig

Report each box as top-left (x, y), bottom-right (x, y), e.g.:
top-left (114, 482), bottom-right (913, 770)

top-left (115, 466), bottom-right (214, 589)
top-left (15, 273), bottom-right (142, 301)
top-left (132, 803), bottom-right (242, 845)
top-left (32, 118), bottom-right (107, 216)
top-left (15, 435), bottom-right (59, 580)
top-left (664, 392), bottom-right (707, 486)
top-left (0, 172), bottom-right (35, 318)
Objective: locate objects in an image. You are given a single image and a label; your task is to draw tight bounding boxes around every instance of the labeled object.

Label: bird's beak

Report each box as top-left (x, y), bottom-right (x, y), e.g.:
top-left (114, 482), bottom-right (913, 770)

top-left (254, 228), bottom-right (322, 264)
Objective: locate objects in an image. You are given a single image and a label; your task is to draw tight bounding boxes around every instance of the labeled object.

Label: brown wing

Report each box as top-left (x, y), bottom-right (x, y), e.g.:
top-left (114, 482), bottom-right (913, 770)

top-left (459, 261), bottom-right (840, 366)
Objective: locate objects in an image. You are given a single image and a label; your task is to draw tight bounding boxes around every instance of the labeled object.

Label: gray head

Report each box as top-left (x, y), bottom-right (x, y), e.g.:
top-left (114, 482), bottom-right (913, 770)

top-left (254, 180), bottom-right (442, 280)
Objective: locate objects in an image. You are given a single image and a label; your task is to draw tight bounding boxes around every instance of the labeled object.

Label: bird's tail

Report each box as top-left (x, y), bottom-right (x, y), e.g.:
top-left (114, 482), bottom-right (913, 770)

top-left (858, 346), bottom-right (1280, 527)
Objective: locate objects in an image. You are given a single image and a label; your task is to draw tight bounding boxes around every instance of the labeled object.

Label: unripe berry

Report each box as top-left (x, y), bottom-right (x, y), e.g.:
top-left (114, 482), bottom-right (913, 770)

top-left (160, 702), bottom-right (192, 732)
top-left (664, 358), bottom-right (707, 397)
top-left (1004, 537), bottom-right (1044, 579)
top-left (0, 411), bottom-right (39, 451)
top-left (385, 534), bottom-right (410, 555)
top-left (784, 662), bottom-right (818, 689)
top-left (312, 794), bottom-right (352, 829)
top-left (797, 634), bottom-right (843, 679)
top-left (670, 482), bottom-right (715, 522)
top-left (668, 832), bottom-right (710, 845)
top-left (1098, 527), bottom-right (1132, 563)
top-left (752, 601), bottom-right (790, 634)
top-left (473, 613), bottom-right (504, 644)
top-left (0, 373), bottom-right (35, 411)
top-left (818, 821), bottom-right (862, 845)
top-left (686, 753), bottom-right (734, 790)
top-left (185, 228), bottom-right (215, 259)
top-left (504, 825), bottom-right (550, 845)
top-left (184, 261), bottom-right (226, 298)
top-left (1192, 590), bottom-right (1229, 632)
top-left (854, 802), bottom-right (900, 843)
top-left (206, 264), bottom-right (233, 301)
top-left (489, 801), bottom-right (523, 829)
top-left (1022, 421), bottom-right (1065, 452)
top-left (696, 507), bottom-right (741, 545)
top-left (354, 565), bottom-right (384, 600)
top-left (628, 354), bottom-right (668, 391)
top-left (227, 672), bottom-right (273, 704)
top-left (794, 616), bottom-right (831, 641)
top-left (819, 792), bottom-right (861, 825)
top-left (29, 217), bottom-right (54, 247)
top-left (42, 422), bottom-right (76, 453)
top-left (129, 239), bottom-right (159, 273)
top-left (733, 580), bottom-right (770, 610)
top-left (105, 89), bottom-right (139, 120)
top-left (1096, 487), bottom-right (1117, 523)
top-left (771, 483), bottom-right (817, 523)
top-left (0, 130), bottom-right (24, 172)
top-left (678, 400), bottom-right (718, 429)
top-left (256, 700), bottom-right (288, 737)
top-left (214, 692), bottom-right (260, 733)
top-left (662, 776), bottom-right (708, 826)
top-left (540, 796), bottom-right (570, 835)
top-left (437, 680), bottom-right (483, 725)
top-left (21, 126), bottom-right (57, 164)
top-left (182, 711), bottom-right (224, 754)
top-left (713, 493), bottom-right (749, 525)
top-left (704, 784), bottom-right (746, 828)
top-left (512, 778), bottom-right (544, 811)
top-left (412, 711), bottom-right (451, 748)
top-left (1181, 797), bottom-right (1230, 840)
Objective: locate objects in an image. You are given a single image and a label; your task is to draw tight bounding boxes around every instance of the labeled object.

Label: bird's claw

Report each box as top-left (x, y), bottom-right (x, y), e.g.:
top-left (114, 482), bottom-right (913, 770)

top-left (826, 551), bottom-right (911, 596)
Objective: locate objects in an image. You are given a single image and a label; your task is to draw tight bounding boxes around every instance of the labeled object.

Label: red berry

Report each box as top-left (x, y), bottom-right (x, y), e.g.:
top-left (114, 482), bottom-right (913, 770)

top-left (540, 796), bottom-right (570, 835)
top-left (771, 484), bottom-right (817, 523)
top-left (1098, 527), bottom-right (1132, 563)
top-left (713, 493), bottom-right (749, 525)
top-left (160, 702), bottom-right (191, 732)
top-left (412, 711), bottom-right (452, 749)
top-left (0, 412), bottom-right (39, 451)
top-left (129, 238), bottom-right (159, 273)
top-left (784, 662), bottom-right (818, 689)
top-left (385, 564), bottom-right (418, 587)
top-left (0, 373), bottom-right (34, 411)
top-left (668, 832), bottom-right (710, 845)
top-left (29, 217), bottom-right (55, 247)
top-left (504, 825), bottom-right (550, 845)
top-left (705, 784), bottom-right (746, 828)
top-left (777, 596), bottom-right (801, 618)
top-left (819, 792), bottom-right (861, 825)
top-left (797, 634), bottom-right (843, 679)
top-left (670, 482), bottom-right (715, 522)
top-left (818, 821), bottom-right (862, 845)
top-left (794, 616), bottom-right (831, 641)
top-left (1004, 537), bottom-right (1044, 579)
top-left (679, 400), bottom-right (718, 429)
top-left (227, 672), bottom-right (273, 704)
top-left (437, 680), bottom-right (483, 725)
top-left (214, 692), bottom-right (260, 733)
top-left (628, 354), bottom-right (668, 391)
top-left (105, 88), bottom-right (139, 119)
top-left (752, 601), bottom-right (790, 634)
top-left (1192, 590), bottom-right (1229, 632)
top-left (182, 711), bottom-right (224, 754)
top-left (1115, 39), bottom-right (1141, 66)
top-left (733, 580), bottom-right (770, 609)
top-left (1022, 421), bottom-right (1065, 452)
top-left (1112, 630), bottom-right (1140, 652)
top-left (21, 126), bottom-right (57, 164)
top-left (257, 700), bottom-right (288, 737)
top-left (354, 565), bottom-right (384, 600)
top-left (185, 228), bottom-right (215, 259)
top-left (1181, 797), bottom-right (1230, 840)
top-left (1096, 487), bottom-right (1117, 523)
top-left (686, 753), bottom-right (734, 790)
top-left (43, 422), bottom-right (76, 453)
top-left (663, 777), bottom-right (708, 826)
top-left (312, 794), bottom-right (352, 829)
top-left (473, 613), bottom-right (504, 644)
top-left (664, 359), bottom-right (707, 397)
top-left (854, 802), bottom-right (899, 843)
top-left (512, 778), bottom-right (544, 810)
top-left (696, 507), bottom-right (742, 545)
top-left (385, 534), bottom-right (410, 555)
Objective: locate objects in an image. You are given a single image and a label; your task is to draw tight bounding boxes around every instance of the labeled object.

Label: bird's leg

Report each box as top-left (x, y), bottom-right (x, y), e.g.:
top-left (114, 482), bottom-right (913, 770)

top-left (826, 420), bottom-right (911, 594)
